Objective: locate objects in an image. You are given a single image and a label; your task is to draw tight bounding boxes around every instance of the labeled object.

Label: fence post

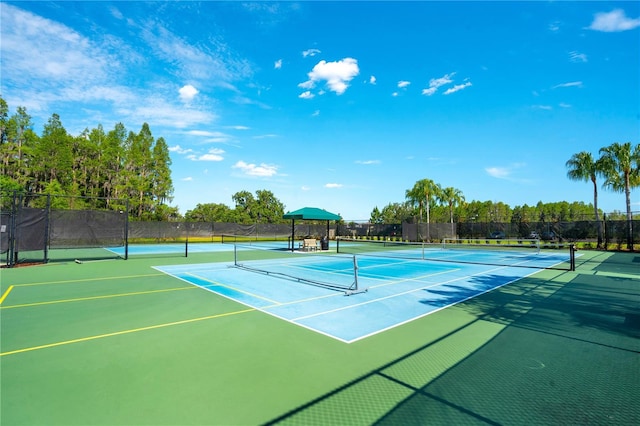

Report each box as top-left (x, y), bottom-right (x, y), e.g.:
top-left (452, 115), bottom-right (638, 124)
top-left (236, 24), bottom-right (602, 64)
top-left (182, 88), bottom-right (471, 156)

top-left (124, 199), bottom-right (129, 260)
top-left (8, 190), bottom-right (17, 267)
top-left (44, 194), bottom-right (51, 263)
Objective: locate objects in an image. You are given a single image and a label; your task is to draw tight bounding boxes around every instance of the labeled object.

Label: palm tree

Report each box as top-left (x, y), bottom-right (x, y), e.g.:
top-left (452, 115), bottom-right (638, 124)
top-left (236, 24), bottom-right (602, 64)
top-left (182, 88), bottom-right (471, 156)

top-left (599, 142), bottom-right (640, 250)
top-left (405, 178), bottom-right (439, 240)
top-left (566, 151), bottom-right (604, 248)
top-left (438, 186), bottom-right (465, 238)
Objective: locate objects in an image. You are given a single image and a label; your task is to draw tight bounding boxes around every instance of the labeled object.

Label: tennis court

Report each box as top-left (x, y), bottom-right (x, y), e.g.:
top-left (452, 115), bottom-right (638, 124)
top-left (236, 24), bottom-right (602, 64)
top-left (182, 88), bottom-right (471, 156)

top-left (1, 242), bottom-right (638, 425)
top-left (155, 241), bottom-right (575, 342)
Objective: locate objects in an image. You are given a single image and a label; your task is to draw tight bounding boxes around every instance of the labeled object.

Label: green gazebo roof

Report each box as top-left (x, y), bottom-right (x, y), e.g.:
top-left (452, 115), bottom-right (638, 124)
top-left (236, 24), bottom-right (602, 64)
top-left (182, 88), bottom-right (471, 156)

top-left (283, 207), bottom-right (341, 221)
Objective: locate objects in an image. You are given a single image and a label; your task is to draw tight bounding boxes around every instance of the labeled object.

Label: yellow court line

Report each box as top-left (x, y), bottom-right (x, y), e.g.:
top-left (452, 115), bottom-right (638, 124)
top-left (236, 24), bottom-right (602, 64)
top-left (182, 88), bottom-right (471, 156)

top-left (0, 285), bottom-right (15, 305)
top-left (0, 308), bottom-right (256, 357)
top-left (0, 286), bottom-right (196, 310)
top-left (13, 273), bottom-right (166, 288)
top-left (186, 272), bottom-right (282, 304)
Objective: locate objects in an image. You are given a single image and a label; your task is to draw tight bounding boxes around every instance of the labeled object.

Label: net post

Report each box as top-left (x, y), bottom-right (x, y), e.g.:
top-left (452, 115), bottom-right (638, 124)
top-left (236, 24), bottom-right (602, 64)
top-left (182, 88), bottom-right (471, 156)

top-left (353, 255), bottom-right (358, 291)
top-left (345, 254), bottom-right (368, 295)
top-left (570, 244), bottom-right (576, 271)
top-left (234, 244), bottom-right (238, 266)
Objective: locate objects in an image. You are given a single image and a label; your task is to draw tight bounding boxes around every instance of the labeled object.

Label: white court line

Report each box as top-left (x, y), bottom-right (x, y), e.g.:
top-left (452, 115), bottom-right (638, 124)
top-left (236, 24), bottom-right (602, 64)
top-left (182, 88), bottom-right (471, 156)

top-left (366, 268), bottom-right (461, 289)
top-left (152, 264), bottom-right (352, 342)
top-left (291, 263), bottom-right (515, 322)
top-left (154, 254), bottom-right (561, 343)
top-left (161, 263), bottom-right (347, 307)
top-left (185, 272), bottom-right (282, 305)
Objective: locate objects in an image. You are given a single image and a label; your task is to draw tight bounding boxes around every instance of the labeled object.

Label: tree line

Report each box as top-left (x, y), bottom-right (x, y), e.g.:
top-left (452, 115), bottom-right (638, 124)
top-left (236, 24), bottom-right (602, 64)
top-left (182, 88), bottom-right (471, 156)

top-left (0, 97), bottom-right (175, 220)
top-left (566, 143), bottom-right (640, 248)
top-left (368, 141), bottom-right (638, 248)
top-left (376, 138), bottom-right (639, 226)
top-left (2, 97), bottom-right (637, 240)
top-left (184, 190), bottom-right (285, 224)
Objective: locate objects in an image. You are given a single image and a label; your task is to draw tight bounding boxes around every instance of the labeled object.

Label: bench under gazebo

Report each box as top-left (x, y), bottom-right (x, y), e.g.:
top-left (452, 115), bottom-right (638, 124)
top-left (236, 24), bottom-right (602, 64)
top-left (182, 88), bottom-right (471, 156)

top-left (283, 207), bottom-right (342, 252)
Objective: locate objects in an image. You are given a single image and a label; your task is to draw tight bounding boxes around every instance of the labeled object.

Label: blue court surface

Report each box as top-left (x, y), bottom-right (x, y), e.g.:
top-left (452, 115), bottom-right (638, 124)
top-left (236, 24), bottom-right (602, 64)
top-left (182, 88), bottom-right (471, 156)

top-left (154, 247), bottom-right (572, 343)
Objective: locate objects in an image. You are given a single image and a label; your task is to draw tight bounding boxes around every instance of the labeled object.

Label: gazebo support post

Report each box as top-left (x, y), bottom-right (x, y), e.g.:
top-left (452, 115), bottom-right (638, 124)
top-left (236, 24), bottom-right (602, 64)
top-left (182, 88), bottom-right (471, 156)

top-left (326, 221), bottom-right (330, 250)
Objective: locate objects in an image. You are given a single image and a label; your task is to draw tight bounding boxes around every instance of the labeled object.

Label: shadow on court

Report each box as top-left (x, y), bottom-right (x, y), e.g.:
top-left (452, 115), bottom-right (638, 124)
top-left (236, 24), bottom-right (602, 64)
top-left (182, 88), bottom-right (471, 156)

top-left (264, 263), bottom-right (640, 425)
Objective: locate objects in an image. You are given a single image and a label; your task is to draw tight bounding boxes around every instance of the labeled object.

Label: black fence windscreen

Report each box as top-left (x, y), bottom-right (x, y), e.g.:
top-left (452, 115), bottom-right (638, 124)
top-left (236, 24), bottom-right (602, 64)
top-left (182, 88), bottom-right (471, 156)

top-left (50, 209), bottom-right (127, 248)
top-left (2, 190), bottom-right (636, 267)
top-left (126, 221), bottom-right (335, 241)
top-left (1, 192), bottom-right (128, 266)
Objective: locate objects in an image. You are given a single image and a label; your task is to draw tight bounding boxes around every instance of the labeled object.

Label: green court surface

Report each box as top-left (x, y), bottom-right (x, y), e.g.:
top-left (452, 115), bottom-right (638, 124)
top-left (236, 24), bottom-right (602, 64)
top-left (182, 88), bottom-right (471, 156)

top-left (1, 248), bottom-right (638, 425)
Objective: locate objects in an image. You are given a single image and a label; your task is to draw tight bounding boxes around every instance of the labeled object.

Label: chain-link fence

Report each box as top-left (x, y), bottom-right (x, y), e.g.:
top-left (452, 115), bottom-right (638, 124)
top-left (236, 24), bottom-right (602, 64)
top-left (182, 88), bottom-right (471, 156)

top-left (338, 218), bottom-right (637, 249)
top-left (2, 191), bottom-right (636, 267)
top-left (1, 192), bottom-right (127, 266)
top-left (455, 219), bottom-right (637, 248)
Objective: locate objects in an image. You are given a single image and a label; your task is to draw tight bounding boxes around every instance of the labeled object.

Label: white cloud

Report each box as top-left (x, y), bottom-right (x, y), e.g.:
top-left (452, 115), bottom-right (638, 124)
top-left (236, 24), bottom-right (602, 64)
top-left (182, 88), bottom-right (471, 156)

top-left (299, 58), bottom-right (360, 95)
top-left (183, 129), bottom-right (231, 143)
top-left (588, 9), bottom-right (640, 32)
top-left (355, 160), bottom-right (381, 165)
top-left (141, 22), bottom-right (251, 87)
top-left (369, 76), bottom-right (377, 85)
top-left (421, 87), bottom-right (437, 96)
top-left (298, 80), bottom-right (314, 90)
top-left (533, 105), bottom-right (553, 110)
top-left (274, 59), bottom-right (282, 69)
top-left (312, 110), bottom-right (320, 117)
top-left (1, 5), bottom-right (112, 83)
top-left (185, 130), bottom-right (226, 137)
top-left (169, 145), bottom-right (194, 154)
top-left (182, 177), bottom-right (193, 181)
top-left (0, 4), bottom-right (222, 130)
top-left (302, 48), bottom-right (321, 58)
top-left (397, 80), bottom-right (411, 88)
top-left (392, 92), bottom-right (399, 97)
top-left (188, 148), bottom-right (225, 161)
top-left (198, 152), bottom-right (225, 161)
top-left (486, 167), bottom-right (510, 179)
top-left (569, 51), bottom-right (588, 63)
top-left (233, 161), bottom-right (278, 177)
top-left (553, 81), bottom-right (583, 89)
top-left (0, 3), bottom-right (118, 109)
top-left (299, 91), bottom-right (315, 99)
top-left (422, 72), bottom-right (455, 96)
top-left (485, 163), bottom-right (530, 183)
top-left (179, 84), bottom-right (199, 102)
top-left (325, 183), bottom-right (343, 188)
top-left (559, 102), bottom-right (572, 108)
top-left (119, 98), bottom-right (216, 128)
top-left (443, 81), bottom-right (472, 95)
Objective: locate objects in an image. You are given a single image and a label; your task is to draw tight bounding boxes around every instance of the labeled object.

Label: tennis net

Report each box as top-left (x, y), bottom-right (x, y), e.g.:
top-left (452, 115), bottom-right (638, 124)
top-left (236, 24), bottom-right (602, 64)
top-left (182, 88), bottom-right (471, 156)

top-left (336, 237), bottom-right (576, 270)
top-left (232, 244), bottom-right (365, 294)
top-left (221, 234), bottom-right (289, 245)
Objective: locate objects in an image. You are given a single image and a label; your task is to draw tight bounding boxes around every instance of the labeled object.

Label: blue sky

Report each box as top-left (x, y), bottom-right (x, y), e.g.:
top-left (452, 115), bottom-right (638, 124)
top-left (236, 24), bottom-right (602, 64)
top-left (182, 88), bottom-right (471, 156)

top-left (1, 1), bottom-right (639, 221)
